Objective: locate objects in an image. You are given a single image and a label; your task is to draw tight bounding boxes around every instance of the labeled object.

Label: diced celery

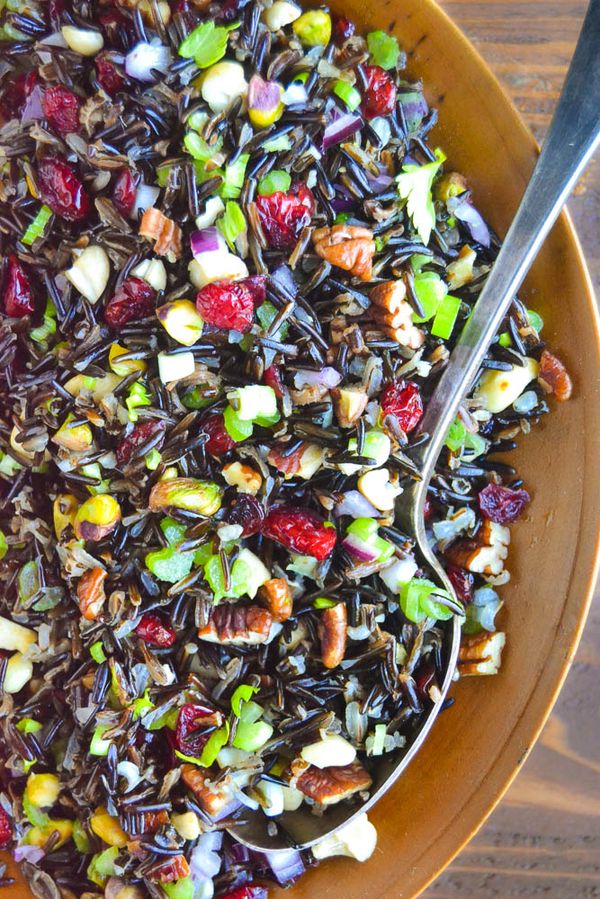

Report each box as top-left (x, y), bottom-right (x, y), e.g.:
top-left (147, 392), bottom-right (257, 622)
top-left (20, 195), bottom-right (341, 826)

top-left (431, 294), bottom-right (461, 339)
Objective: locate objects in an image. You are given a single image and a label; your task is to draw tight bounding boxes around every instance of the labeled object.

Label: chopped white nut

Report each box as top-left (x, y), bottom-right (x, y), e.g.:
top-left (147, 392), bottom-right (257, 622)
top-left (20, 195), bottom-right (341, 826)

top-left (475, 357), bottom-right (539, 414)
top-left (357, 467), bottom-right (402, 512)
top-left (4, 652), bottom-right (33, 693)
top-left (171, 811), bottom-right (201, 841)
top-left (188, 253), bottom-right (249, 290)
top-left (201, 61), bottom-right (248, 114)
top-left (157, 299), bottom-right (204, 346)
top-left (458, 631), bottom-right (506, 676)
top-left (222, 461), bottom-right (263, 495)
top-left (131, 258), bottom-right (167, 292)
top-left (64, 372), bottom-right (122, 403)
top-left (65, 245), bottom-right (110, 304)
top-left (300, 734), bottom-right (357, 769)
top-left (236, 547), bottom-right (271, 598)
top-left (0, 616), bottom-right (36, 654)
top-left (196, 196), bottom-right (226, 230)
top-left (158, 351), bottom-right (195, 385)
top-left (312, 813), bottom-right (378, 862)
top-left (446, 245), bottom-right (476, 289)
top-left (255, 780), bottom-right (284, 818)
top-left (263, 1), bottom-right (302, 30)
top-left (282, 784), bottom-right (304, 811)
top-left (61, 25), bottom-right (104, 56)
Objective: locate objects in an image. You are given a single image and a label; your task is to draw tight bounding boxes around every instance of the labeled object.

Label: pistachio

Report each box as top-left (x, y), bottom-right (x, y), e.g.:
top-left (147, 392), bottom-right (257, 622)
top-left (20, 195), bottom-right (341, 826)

top-left (53, 494), bottom-right (79, 540)
top-left (157, 299), bottom-right (204, 346)
top-left (52, 413), bottom-right (93, 452)
top-left (130, 257), bottom-right (168, 292)
top-left (108, 343), bottom-right (147, 377)
top-left (200, 61), bottom-right (248, 114)
top-left (247, 74), bottom-right (284, 129)
top-left (61, 25), bottom-right (104, 56)
top-left (293, 9), bottom-right (332, 45)
top-left (25, 773), bottom-right (60, 808)
top-left (74, 495), bottom-right (121, 541)
top-left (263, 1), bottom-right (302, 31)
top-left (149, 477), bottom-right (222, 515)
top-left (4, 652), bottom-right (33, 693)
top-left (90, 808), bottom-right (128, 847)
top-left (65, 245), bottom-right (110, 304)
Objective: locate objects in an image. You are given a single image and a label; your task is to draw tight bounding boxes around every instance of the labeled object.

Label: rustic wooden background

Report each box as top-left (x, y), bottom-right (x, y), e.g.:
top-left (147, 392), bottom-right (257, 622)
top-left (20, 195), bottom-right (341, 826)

top-left (427, 2), bottom-right (600, 896)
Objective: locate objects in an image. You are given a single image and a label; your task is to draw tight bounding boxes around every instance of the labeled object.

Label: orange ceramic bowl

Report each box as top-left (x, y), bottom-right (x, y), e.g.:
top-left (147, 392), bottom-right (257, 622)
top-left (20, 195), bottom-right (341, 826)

top-left (6, 1), bottom-right (599, 898)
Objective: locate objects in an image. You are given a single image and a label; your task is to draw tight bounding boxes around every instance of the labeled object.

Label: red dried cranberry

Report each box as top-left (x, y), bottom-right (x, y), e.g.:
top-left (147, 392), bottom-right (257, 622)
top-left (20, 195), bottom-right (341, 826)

top-left (255, 183), bottom-right (315, 251)
top-left (243, 274), bottom-right (268, 307)
top-left (95, 53), bottom-right (124, 96)
top-left (135, 612), bottom-right (176, 648)
top-left (414, 658), bottom-right (437, 700)
top-left (217, 0), bottom-right (252, 22)
top-left (220, 887), bottom-right (268, 899)
top-left (105, 277), bottom-right (156, 329)
top-left (43, 85), bottom-right (81, 136)
top-left (0, 807), bottom-right (12, 849)
top-left (2, 255), bottom-right (35, 318)
top-left (262, 505), bottom-right (337, 561)
top-left (478, 483), bottom-right (530, 525)
top-left (196, 280), bottom-right (255, 333)
top-left (37, 157), bottom-right (91, 222)
top-left (98, 8), bottom-right (135, 46)
top-left (380, 380), bottom-right (423, 433)
top-left (361, 65), bottom-right (397, 120)
top-left (333, 16), bottom-right (355, 45)
top-left (113, 168), bottom-right (138, 218)
top-left (0, 71), bottom-right (38, 120)
top-left (175, 703), bottom-right (215, 756)
top-left (423, 498), bottom-right (434, 523)
top-left (200, 411), bottom-right (237, 456)
top-left (116, 420), bottom-right (166, 467)
top-left (263, 364), bottom-right (284, 398)
top-left (225, 494), bottom-right (265, 537)
top-left (446, 564), bottom-right (474, 604)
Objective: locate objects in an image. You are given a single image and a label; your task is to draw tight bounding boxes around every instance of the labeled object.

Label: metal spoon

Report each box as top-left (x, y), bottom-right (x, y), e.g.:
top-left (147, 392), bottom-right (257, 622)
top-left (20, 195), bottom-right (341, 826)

top-left (230, 0), bottom-right (600, 853)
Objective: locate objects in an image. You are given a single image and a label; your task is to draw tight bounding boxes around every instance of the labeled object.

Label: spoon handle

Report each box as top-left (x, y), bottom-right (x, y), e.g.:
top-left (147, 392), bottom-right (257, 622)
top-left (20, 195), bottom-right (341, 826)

top-left (415, 0), bottom-right (600, 480)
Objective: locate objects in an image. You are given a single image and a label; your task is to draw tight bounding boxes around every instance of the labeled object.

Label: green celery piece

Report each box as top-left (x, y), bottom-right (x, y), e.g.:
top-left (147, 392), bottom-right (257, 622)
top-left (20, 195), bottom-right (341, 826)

top-left (431, 293), bottom-right (461, 339)
top-left (223, 404), bottom-right (253, 441)
top-left (90, 641), bottom-right (107, 664)
top-left (178, 19), bottom-right (238, 68)
top-left (411, 271), bottom-right (446, 322)
top-left (126, 382), bottom-right (151, 422)
top-left (175, 722), bottom-right (230, 767)
top-left (163, 877), bottom-right (196, 899)
top-left (232, 719), bottom-right (273, 752)
top-left (0, 529), bottom-right (6, 560)
top-left (231, 683), bottom-right (260, 717)
top-left (145, 545), bottom-right (193, 583)
top-left (204, 553), bottom-right (226, 601)
top-left (145, 448), bottom-right (162, 470)
top-left (366, 30), bottom-right (400, 70)
top-left (410, 252), bottom-right (433, 274)
top-left (183, 131), bottom-right (217, 163)
top-left (30, 299), bottom-right (57, 343)
top-left (0, 452), bottom-right (22, 476)
top-left (72, 819), bottom-right (91, 854)
top-left (373, 535), bottom-right (395, 563)
top-left (463, 431), bottom-right (488, 459)
top-left (22, 205), bottom-right (52, 246)
top-left (89, 725), bottom-right (112, 757)
top-left (216, 200), bottom-right (246, 249)
top-left (87, 846), bottom-right (119, 887)
top-left (332, 79), bottom-right (361, 111)
top-left (397, 149), bottom-right (446, 245)
top-left (445, 417), bottom-right (467, 453)
top-left (219, 154), bottom-right (250, 200)
top-left (257, 170), bottom-right (292, 196)
top-left (262, 134), bottom-right (292, 152)
top-left (313, 596), bottom-right (337, 609)
top-left (400, 578), bottom-right (454, 624)
top-left (193, 542), bottom-right (214, 567)
top-left (22, 794), bottom-right (50, 828)
top-left (160, 516), bottom-right (188, 546)
top-left (181, 386), bottom-right (213, 410)
top-left (17, 718), bottom-right (42, 735)
top-left (132, 690), bottom-right (154, 721)
top-left (346, 517), bottom-right (379, 541)
top-left (335, 212), bottom-right (351, 225)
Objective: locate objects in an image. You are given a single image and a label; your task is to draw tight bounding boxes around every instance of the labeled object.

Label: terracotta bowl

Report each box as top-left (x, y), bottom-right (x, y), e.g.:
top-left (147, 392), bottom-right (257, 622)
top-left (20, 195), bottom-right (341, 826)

top-left (6, 1), bottom-right (600, 897)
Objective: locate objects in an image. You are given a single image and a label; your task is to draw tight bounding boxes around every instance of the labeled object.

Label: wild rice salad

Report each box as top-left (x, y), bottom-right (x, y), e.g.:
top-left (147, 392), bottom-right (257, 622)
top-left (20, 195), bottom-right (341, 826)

top-left (0, 1), bottom-right (573, 897)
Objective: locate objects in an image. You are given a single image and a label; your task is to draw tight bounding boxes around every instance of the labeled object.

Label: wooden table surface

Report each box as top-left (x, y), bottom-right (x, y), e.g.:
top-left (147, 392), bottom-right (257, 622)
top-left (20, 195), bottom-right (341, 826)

top-left (426, 2), bottom-right (600, 896)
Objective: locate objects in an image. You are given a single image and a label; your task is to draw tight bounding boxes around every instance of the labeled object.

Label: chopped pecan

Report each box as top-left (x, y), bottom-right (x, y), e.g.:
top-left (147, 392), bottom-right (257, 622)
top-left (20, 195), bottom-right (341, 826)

top-left (181, 765), bottom-right (235, 817)
top-left (76, 567), bottom-right (107, 621)
top-left (139, 207), bottom-right (182, 261)
top-left (138, 810), bottom-right (170, 834)
top-left (330, 385), bottom-right (368, 428)
top-left (319, 602), bottom-right (347, 669)
top-left (197, 604), bottom-right (273, 645)
top-left (446, 245), bottom-right (476, 289)
top-left (458, 631), bottom-right (506, 676)
top-left (149, 854), bottom-right (190, 883)
top-left (289, 384), bottom-right (330, 406)
top-left (295, 761), bottom-right (372, 805)
top-left (538, 349), bottom-right (572, 401)
top-left (258, 578), bottom-right (293, 622)
top-left (370, 281), bottom-right (425, 348)
top-left (445, 520), bottom-right (510, 575)
top-left (312, 225), bottom-right (375, 281)
top-left (222, 461), bottom-right (262, 495)
top-left (267, 441), bottom-right (326, 479)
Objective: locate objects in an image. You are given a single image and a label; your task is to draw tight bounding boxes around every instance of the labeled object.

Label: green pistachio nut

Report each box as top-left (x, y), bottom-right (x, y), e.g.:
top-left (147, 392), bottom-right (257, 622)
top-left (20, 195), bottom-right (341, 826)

top-left (148, 477), bottom-right (222, 516)
top-left (74, 495), bottom-right (121, 542)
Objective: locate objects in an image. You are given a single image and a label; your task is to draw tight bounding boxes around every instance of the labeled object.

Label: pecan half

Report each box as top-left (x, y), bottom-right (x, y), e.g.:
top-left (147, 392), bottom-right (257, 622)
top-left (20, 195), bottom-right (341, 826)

top-left (296, 761), bottom-right (372, 805)
top-left (319, 602), bottom-right (347, 668)
top-left (76, 567), bottom-right (107, 621)
top-left (445, 520), bottom-right (510, 575)
top-left (258, 578), bottom-right (293, 622)
top-left (538, 349), bottom-right (573, 401)
top-left (313, 225), bottom-right (375, 281)
top-left (197, 604), bottom-right (273, 645)
top-left (458, 631), bottom-right (506, 676)
top-left (181, 765), bottom-right (235, 817)
top-left (139, 207), bottom-right (182, 261)
top-left (370, 280), bottom-right (425, 348)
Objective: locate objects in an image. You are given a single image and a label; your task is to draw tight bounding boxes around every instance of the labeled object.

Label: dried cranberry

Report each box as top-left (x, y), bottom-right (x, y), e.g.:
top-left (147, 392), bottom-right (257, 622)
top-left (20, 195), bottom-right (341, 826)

top-left (135, 612), bottom-right (176, 648)
top-left (478, 483), bottom-right (530, 525)
top-left (0, 71), bottom-right (38, 120)
top-left (43, 85), bottom-right (81, 136)
top-left (116, 420), bottom-right (166, 467)
top-left (446, 564), bottom-right (474, 604)
top-left (196, 280), bottom-right (255, 333)
top-left (380, 380), bottom-right (423, 433)
top-left (48, 0), bottom-right (65, 29)
top-left (220, 887), bottom-right (268, 899)
top-left (0, 807), bottom-right (12, 849)
top-left (263, 364), bottom-right (284, 398)
top-left (361, 65), bottom-right (397, 120)
top-left (95, 53), bottom-right (125, 96)
top-left (98, 8), bottom-right (135, 47)
top-left (243, 274), bottom-right (268, 306)
top-left (423, 498), bottom-right (434, 523)
top-left (333, 16), bottom-right (355, 45)
top-left (200, 411), bottom-right (237, 456)
top-left (414, 658), bottom-right (437, 700)
top-left (113, 168), bottom-right (138, 218)
top-left (255, 183), bottom-right (315, 251)
top-left (2, 255), bottom-right (35, 318)
top-left (225, 494), bottom-right (265, 537)
top-left (262, 505), bottom-right (337, 560)
top-left (175, 703), bottom-right (216, 756)
top-left (37, 157), bottom-right (91, 222)
top-left (105, 277), bottom-right (156, 329)
top-left (217, 0), bottom-right (252, 22)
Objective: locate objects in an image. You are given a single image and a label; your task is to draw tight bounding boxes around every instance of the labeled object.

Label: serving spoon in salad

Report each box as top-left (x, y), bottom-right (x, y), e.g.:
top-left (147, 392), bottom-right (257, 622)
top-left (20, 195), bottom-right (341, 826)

top-left (230, 0), bottom-right (600, 854)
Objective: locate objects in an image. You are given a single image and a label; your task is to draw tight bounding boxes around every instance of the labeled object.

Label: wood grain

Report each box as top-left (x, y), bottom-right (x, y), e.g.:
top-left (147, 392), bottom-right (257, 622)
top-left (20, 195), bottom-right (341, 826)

top-left (427, 3), bottom-right (600, 896)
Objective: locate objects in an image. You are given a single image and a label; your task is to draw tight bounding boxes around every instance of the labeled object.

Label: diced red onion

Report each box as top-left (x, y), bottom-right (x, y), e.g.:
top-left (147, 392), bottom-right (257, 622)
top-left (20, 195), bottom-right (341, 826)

top-left (293, 367), bottom-right (341, 389)
top-left (264, 849), bottom-right (306, 885)
top-left (322, 112), bottom-right (363, 151)
top-left (398, 90), bottom-right (429, 133)
top-left (341, 533), bottom-right (380, 563)
top-left (334, 490), bottom-right (378, 519)
top-left (134, 183), bottom-right (160, 217)
top-left (14, 845), bottom-right (45, 864)
top-left (190, 227), bottom-right (226, 258)
top-left (189, 831), bottom-right (223, 881)
top-left (21, 85), bottom-right (45, 124)
top-left (125, 40), bottom-right (171, 82)
top-left (331, 195), bottom-right (355, 214)
top-left (367, 164), bottom-right (393, 195)
top-left (447, 195), bottom-right (491, 247)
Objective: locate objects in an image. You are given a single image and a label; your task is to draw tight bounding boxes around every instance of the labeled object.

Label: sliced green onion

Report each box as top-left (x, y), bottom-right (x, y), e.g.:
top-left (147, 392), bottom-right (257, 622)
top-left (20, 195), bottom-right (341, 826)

top-left (367, 29), bottom-right (400, 70)
top-left (223, 404), bottom-right (254, 441)
top-left (313, 596), bottom-right (337, 609)
top-left (412, 271), bottom-right (446, 323)
top-left (498, 332), bottom-right (512, 347)
top-left (431, 294), bottom-right (461, 339)
top-left (17, 718), bottom-right (42, 735)
top-left (231, 683), bottom-right (260, 717)
top-left (178, 19), bottom-right (239, 68)
top-left (89, 725), bottom-right (112, 757)
top-left (183, 131), bottom-right (216, 163)
top-left (21, 205), bottom-right (52, 246)
top-left (257, 169), bottom-right (291, 196)
top-left (125, 381), bottom-right (152, 422)
top-left (262, 134), bottom-right (292, 153)
top-left (216, 200), bottom-right (246, 249)
top-left (445, 417), bottom-right (467, 453)
top-left (90, 641), bottom-right (107, 664)
top-left (163, 877), bottom-right (195, 899)
top-left (333, 79), bottom-right (361, 111)
top-left (87, 846), bottom-right (119, 888)
top-left (527, 308), bottom-right (544, 332)
top-left (30, 299), bottom-right (57, 344)
top-left (144, 448), bottom-right (162, 470)
top-left (400, 578), bottom-right (455, 624)
top-left (219, 153), bottom-right (249, 200)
